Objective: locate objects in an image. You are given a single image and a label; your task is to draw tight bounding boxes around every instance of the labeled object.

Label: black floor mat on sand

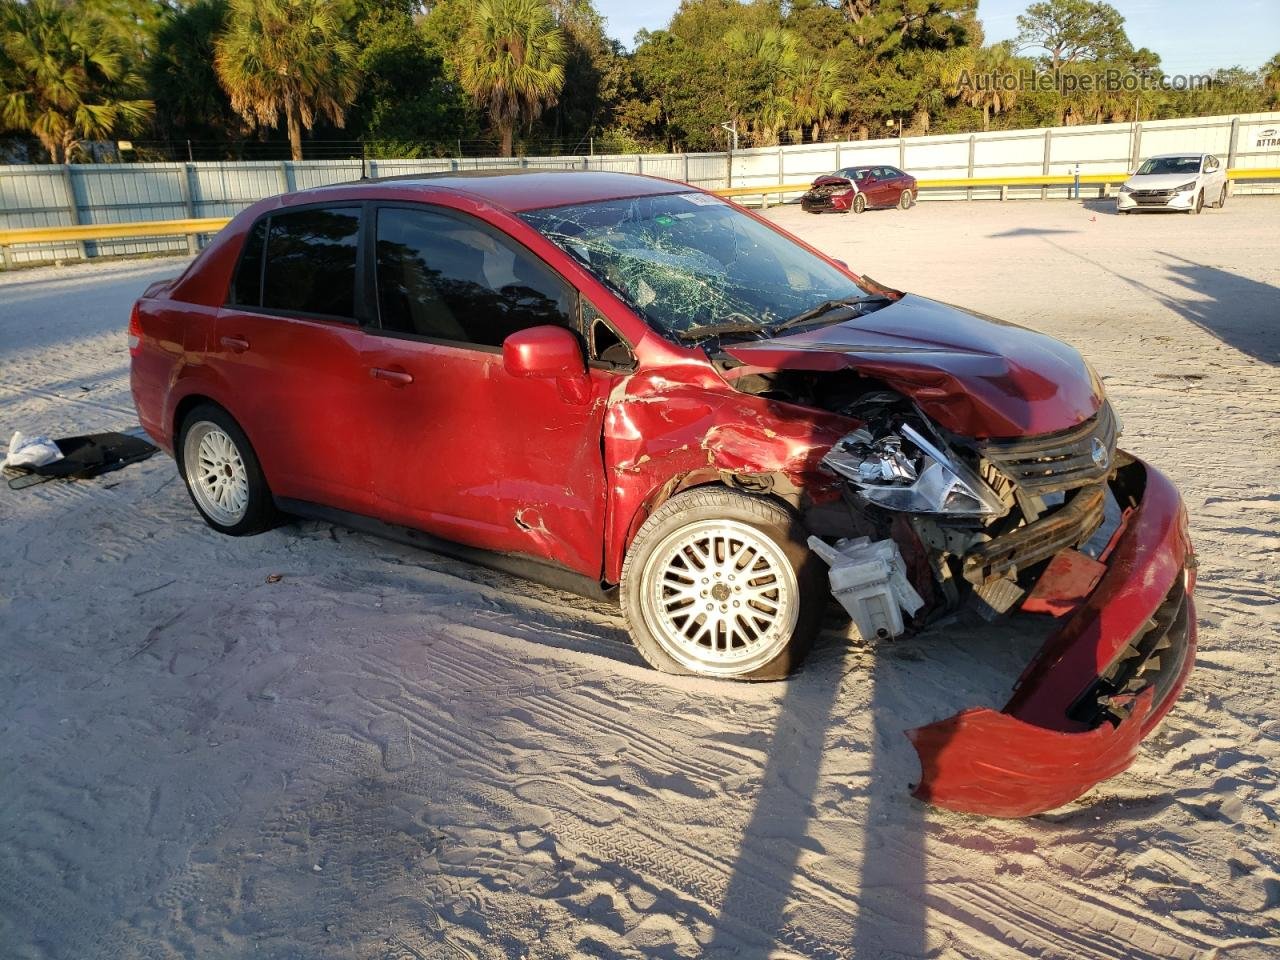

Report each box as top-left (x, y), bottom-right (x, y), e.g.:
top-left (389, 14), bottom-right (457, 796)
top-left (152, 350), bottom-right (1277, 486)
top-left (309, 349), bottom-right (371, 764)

top-left (5, 432), bottom-right (158, 490)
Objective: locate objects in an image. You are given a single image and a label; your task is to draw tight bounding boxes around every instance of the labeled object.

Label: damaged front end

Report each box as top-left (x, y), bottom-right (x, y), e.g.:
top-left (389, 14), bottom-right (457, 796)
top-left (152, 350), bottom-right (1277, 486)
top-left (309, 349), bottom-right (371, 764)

top-left (801, 177), bottom-right (855, 212)
top-left (809, 398), bottom-right (1195, 816)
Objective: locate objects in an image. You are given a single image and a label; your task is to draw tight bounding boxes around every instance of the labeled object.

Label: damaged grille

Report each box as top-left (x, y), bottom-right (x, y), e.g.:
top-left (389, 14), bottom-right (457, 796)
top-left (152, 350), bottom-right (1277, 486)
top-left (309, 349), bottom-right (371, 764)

top-left (978, 401), bottom-right (1118, 495)
top-left (802, 184), bottom-right (849, 209)
top-left (1068, 577), bottom-right (1191, 727)
top-left (962, 483), bottom-right (1106, 585)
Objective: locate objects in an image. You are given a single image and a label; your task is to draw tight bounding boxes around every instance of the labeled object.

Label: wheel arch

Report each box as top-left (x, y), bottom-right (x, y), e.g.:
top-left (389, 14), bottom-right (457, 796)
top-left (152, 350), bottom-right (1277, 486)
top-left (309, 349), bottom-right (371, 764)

top-left (605, 468), bottom-right (803, 586)
top-left (171, 394), bottom-right (246, 472)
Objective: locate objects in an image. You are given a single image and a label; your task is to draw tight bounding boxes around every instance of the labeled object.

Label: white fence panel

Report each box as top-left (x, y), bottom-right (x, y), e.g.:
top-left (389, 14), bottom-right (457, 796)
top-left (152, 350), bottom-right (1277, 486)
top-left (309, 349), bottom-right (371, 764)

top-left (4, 111), bottom-right (1278, 265)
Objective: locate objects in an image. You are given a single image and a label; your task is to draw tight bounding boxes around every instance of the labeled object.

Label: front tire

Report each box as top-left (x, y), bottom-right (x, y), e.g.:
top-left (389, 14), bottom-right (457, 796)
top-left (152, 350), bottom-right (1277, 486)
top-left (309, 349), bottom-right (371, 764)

top-left (1191, 190), bottom-right (1204, 214)
top-left (852, 193), bottom-right (867, 214)
top-left (898, 189), bottom-right (914, 210)
top-left (1218, 184), bottom-right (1227, 207)
top-left (620, 488), bottom-right (825, 680)
top-left (178, 404), bottom-right (277, 536)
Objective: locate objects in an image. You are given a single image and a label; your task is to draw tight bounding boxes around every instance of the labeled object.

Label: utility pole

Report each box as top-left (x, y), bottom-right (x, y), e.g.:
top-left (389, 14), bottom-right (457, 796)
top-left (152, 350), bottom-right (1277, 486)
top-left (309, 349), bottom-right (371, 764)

top-left (720, 120), bottom-right (739, 190)
top-left (719, 120), bottom-right (739, 152)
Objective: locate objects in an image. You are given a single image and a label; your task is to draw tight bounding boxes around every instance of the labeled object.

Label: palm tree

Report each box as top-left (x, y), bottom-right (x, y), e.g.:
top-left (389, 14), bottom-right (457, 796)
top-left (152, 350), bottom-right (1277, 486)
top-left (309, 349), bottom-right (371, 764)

top-left (0, 0), bottom-right (151, 163)
top-left (213, 0), bottom-right (359, 162)
top-left (460, 0), bottom-right (566, 157)
top-left (785, 53), bottom-right (847, 143)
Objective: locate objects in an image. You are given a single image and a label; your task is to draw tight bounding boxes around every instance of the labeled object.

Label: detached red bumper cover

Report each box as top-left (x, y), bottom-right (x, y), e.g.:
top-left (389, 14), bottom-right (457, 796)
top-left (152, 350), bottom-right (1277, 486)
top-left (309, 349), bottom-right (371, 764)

top-left (908, 459), bottom-right (1197, 817)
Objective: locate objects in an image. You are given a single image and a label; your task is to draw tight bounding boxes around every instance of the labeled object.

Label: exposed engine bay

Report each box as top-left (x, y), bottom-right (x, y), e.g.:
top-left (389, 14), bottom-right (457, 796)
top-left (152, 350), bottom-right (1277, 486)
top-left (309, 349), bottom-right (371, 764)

top-left (727, 366), bottom-right (1124, 639)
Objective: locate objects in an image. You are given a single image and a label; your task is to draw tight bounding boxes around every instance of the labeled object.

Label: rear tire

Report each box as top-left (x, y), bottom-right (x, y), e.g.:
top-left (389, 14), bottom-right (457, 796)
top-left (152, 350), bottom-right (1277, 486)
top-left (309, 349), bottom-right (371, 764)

top-left (178, 403), bottom-right (277, 536)
top-left (898, 189), bottom-right (914, 210)
top-left (620, 488), bottom-right (825, 681)
top-left (852, 193), bottom-right (867, 214)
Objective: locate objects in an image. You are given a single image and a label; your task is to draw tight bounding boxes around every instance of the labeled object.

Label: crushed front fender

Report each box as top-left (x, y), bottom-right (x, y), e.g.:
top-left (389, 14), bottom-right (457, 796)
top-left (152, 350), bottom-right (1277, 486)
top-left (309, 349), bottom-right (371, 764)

top-left (907, 458), bottom-right (1197, 817)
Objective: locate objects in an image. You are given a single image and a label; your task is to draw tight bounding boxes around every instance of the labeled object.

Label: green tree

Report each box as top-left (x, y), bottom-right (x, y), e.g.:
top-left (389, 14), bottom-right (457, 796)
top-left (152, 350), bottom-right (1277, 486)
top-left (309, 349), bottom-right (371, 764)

top-left (459, 0), bottom-right (566, 156)
top-left (349, 1), bottom-right (472, 155)
top-left (1015, 0), bottom-right (1131, 71)
top-left (1264, 53), bottom-right (1280, 108)
top-left (148, 0), bottom-right (243, 152)
top-left (785, 51), bottom-right (847, 141)
top-left (542, 0), bottom-right (622, 149)
top-left (0, 0), bottom-right (152, 162)
top-left (213, 0), bottom-right (360, 161)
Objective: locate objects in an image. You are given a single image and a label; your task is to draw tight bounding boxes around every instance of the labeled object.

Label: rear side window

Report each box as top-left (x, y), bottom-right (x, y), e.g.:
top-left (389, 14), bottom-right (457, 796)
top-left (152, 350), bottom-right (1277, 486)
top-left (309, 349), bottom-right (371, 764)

top-left (262, 207), bottom-right (361, 319)
top-left (374, 206), bottom-right (575, 347)
top-left (230, 218), bottom-right (267, 307)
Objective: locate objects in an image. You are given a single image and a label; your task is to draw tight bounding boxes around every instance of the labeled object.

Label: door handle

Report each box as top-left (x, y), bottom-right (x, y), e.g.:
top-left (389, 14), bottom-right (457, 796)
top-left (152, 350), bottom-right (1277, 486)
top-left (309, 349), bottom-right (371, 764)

top-left (370, 366), bottom-right (413, 386)
top-left (220, 335), bottom-right (250, 353)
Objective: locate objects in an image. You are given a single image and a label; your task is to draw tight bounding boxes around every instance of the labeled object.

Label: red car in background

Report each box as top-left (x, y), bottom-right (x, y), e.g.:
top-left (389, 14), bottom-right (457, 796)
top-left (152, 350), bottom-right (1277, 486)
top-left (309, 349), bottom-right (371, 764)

top-left (129, 170), bottom-right (1194, 818)
top-left (801, 165), bottom-right (917, 213)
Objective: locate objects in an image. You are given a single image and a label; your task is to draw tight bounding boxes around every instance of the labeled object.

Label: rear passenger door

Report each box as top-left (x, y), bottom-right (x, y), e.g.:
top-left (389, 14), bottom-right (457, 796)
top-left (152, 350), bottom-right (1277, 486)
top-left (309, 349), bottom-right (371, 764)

top-left (867, 167), bottom-right (896, 206)
top-left (361, 204), bottom-right (611, 578)
top-left (214, 204), bottom-right (375, 513)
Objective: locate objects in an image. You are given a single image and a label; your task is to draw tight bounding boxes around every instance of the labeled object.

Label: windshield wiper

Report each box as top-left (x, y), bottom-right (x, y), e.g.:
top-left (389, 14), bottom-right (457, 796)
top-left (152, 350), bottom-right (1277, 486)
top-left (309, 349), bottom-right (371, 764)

top-left (771, 294), bottom-right (893, 333)
top-left (674, 320), bottom-right (770, 342)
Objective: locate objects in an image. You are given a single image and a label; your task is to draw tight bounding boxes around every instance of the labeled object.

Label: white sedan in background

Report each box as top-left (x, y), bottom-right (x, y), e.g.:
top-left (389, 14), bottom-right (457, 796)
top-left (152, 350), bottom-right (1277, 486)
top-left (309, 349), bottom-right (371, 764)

top-left (1116, 153), bottom-right (1228, 214)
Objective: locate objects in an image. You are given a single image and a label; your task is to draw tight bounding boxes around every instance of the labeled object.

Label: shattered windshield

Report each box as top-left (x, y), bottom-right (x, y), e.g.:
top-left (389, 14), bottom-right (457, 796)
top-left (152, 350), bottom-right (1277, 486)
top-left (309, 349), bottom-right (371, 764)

top-left (521, 192), bottom-right (869, 342)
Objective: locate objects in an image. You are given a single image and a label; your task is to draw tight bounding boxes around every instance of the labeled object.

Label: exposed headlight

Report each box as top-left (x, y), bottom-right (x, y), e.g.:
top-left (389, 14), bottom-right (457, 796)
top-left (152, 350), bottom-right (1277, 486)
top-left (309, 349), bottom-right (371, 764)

top-left (1119, 184), bottom-right (1133, 194)
top-left (822, 423), bottom-right (1007, 517)
top-left (1176, 181), bottom-right (1197, 192)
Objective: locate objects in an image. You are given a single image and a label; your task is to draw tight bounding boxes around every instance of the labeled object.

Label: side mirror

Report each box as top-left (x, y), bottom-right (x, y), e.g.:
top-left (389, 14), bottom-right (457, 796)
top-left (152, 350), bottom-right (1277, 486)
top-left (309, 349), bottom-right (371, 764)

top-left (832, 258), bottom-right (849, 269)
top-left (503, 325), bottom-right (585, 379)
top-left (503, 325), bottom-right (590, 404)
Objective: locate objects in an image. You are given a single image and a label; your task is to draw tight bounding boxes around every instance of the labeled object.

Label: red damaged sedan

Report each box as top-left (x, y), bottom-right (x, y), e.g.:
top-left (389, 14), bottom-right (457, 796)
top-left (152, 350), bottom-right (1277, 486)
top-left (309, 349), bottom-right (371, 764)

top-left (129, 171), bottom-right (1195, 817)
top-left (801, 165), bottom-right (917, 213)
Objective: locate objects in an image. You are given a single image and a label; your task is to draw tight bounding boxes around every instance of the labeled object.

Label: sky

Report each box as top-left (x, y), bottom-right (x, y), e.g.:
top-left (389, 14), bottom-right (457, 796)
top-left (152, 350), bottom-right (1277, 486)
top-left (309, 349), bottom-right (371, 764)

top-left (595, 0), bottom-right (1280, 75)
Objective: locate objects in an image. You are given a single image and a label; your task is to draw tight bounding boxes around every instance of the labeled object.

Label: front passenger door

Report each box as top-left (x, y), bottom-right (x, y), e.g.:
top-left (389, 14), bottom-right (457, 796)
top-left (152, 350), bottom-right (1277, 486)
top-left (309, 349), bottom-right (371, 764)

top-left (361, 205), bottom-right (611, 578)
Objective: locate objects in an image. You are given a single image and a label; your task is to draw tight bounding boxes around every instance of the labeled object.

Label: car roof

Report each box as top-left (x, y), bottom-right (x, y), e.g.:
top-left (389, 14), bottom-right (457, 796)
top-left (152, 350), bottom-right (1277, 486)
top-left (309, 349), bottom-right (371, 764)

top-left (308, 169), bottom-right (694, 212)
top-left (1146, 152), bottom-right (1207, 159)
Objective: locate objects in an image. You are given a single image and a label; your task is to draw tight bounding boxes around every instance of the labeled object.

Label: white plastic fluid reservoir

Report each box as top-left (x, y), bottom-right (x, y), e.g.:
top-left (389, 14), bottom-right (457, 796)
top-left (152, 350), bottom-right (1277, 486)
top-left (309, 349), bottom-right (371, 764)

top-left (807, 536), bottom-right (924, 641)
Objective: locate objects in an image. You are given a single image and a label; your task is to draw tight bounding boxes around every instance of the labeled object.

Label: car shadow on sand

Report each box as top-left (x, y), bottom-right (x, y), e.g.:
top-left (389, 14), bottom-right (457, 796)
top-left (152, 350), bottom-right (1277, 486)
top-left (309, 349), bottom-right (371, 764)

top-left (1017, 233), bottom-right (1279, 365)
top-left (700, 606), bottom-right (1051, 955)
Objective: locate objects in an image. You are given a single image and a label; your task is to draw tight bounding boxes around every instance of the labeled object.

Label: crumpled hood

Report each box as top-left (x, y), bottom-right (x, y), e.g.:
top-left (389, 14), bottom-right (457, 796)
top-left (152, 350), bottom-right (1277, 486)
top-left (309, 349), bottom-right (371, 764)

top-left (722, 294), bottom-right (1102, 439)
top-left (810, 175), bottom-right (853, 188)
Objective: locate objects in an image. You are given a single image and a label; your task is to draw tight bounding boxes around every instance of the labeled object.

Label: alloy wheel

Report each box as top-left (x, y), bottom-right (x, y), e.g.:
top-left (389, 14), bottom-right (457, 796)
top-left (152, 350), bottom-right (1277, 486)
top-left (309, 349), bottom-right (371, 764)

top-left (638, 518), bottom-right (799, 676)
top-left (184, 422), bottom-right (250, 526)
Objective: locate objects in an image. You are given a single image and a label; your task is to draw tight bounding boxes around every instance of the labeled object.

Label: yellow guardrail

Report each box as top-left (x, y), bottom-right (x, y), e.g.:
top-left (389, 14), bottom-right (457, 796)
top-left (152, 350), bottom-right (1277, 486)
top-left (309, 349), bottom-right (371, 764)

top-left (2, 167), bottom-right (1277, 265)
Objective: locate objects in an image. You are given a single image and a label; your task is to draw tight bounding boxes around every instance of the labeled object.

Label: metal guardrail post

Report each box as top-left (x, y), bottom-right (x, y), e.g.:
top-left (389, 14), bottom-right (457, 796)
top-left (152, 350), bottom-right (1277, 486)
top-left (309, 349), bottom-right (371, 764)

top-left (1227, 116), bottom-right (1240, 171)
top-left (1130, 123), bottom-right (1142, 172)
top-left (0, 244), bottom-right (11, 270)
top-left (60, 164), bottom-right (88, 262)
top-left (967, 135), bottom-right (976, 201)
top-left (898, 136), bottom-right (905, 170)
top-left (180, 162), bottom-right (198, 255)
top-left (683, 154), bottom-right (690, 184)
top-left (1041, 129), bottom-right (1052, 200)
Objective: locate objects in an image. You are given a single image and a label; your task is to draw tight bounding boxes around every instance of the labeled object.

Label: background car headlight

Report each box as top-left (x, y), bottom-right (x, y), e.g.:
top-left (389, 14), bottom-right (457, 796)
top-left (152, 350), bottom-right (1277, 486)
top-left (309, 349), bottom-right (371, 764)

top-left (1119, 184), bottom-right (1133, 194)
top-left (1176, 181), bottom-right (1197, 192)
top-left (822, 424), bottom-right (1007, 517)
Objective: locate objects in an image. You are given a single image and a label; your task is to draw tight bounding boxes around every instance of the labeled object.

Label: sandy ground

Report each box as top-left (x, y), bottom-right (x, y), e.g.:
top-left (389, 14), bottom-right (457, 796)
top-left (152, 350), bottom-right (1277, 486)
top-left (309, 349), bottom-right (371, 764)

top-left (1, 197), bottom-right (1278, 960)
